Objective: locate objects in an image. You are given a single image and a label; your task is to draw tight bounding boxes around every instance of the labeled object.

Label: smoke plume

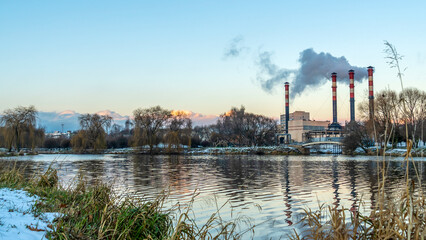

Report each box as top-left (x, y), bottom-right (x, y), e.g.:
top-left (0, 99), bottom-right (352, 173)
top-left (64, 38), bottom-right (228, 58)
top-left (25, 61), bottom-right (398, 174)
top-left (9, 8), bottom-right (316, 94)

top-left (257, 48), bottom-right (368, 98)
top-left (223, 36), bottom-right (246, 58)
top-left (257, 51), bottom-right (296, 92)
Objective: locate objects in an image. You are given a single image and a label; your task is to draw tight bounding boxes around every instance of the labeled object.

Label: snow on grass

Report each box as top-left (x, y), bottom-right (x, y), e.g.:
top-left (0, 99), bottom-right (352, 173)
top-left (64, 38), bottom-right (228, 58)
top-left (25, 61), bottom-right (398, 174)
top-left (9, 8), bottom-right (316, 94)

top-left (188, 146), bottom-right (300, 155)
top-left (0, 188), bottom-right (59, 240)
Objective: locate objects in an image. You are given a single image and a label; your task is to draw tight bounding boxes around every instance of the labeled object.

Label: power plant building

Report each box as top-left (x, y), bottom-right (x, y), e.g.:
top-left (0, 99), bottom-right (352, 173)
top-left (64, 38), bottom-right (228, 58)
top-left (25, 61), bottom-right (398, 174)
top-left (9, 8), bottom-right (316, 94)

top-left (279, 111), bottom-right (330, 142)
top-left (277, 66), bottom-right (374, 144)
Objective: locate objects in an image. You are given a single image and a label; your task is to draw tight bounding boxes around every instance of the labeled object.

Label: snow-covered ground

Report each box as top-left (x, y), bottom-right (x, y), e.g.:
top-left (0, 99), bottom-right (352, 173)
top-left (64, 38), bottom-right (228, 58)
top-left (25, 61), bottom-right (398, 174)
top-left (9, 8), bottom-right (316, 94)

top-left (353, 146), bottom-right (425, 157)
top-left (0, 188), bottom-right (59, 240)
top-left (188, 146), bottom-right (299, 154)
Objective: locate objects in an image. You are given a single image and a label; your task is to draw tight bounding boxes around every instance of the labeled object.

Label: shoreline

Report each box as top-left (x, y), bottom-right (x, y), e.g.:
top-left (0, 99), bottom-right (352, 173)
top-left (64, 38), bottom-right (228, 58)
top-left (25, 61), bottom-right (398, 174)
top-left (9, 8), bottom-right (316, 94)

top-left (0, 167), bottom-right (247, 239)
top-left (1, 146), bottom-right (424, 158)
top-left (0, 147), bottom-right (426, 158)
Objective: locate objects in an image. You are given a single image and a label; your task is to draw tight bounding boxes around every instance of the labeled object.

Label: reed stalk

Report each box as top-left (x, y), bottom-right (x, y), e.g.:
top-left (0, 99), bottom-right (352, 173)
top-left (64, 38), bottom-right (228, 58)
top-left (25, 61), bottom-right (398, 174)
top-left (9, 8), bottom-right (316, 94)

top-left (0, 163), bottom-right (249, 239)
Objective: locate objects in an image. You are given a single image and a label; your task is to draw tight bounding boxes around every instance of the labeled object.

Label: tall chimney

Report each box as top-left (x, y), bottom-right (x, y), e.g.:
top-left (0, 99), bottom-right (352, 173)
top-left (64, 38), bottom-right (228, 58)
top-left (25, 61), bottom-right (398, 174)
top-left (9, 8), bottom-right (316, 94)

top-left (332, 72), bottom-right (338, 124)
top-left (349, 70), bottom-right (355, 122)
top-left (285, 82), bottom-right (289, 134)
top-left (368, 66), bottom-right (374, 121)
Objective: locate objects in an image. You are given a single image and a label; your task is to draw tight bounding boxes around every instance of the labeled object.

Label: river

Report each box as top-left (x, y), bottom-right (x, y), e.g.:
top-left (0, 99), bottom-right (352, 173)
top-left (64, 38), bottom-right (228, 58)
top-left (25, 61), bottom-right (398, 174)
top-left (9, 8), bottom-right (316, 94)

top-left (1, 154), bottom-right (425, 239)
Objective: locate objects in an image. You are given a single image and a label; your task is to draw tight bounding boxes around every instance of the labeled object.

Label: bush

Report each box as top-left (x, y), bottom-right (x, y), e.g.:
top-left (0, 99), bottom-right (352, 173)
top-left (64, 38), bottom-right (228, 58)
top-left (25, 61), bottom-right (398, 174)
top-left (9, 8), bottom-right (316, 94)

top-left (43, 137), bottom-right (61, 149)
top-left (107, 135), bottom-right (129, 149)
top-left (60, 138), bottom-right (71, 148)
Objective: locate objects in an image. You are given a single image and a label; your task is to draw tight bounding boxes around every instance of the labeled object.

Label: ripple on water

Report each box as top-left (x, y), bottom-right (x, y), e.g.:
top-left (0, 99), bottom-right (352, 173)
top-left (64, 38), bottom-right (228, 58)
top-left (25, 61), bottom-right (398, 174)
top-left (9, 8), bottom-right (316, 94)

top-left (1, 154), bottom-right (424, 239)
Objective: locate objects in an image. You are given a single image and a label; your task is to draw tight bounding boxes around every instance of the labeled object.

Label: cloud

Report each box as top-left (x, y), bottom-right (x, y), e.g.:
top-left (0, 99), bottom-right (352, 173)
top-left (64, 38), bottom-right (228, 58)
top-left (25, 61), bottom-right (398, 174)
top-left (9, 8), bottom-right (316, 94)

top-left (171, 110), bottom-right (219, 126)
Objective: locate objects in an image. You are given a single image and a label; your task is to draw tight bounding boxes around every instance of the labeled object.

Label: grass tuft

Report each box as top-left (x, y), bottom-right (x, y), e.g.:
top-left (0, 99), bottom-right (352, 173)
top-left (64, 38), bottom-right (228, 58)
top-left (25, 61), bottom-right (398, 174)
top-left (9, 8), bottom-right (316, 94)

top-left (0, 164), bottom-right (24, 187)
top-left (290, 182), bottom-right (425, 239)
top-left (0, 163), bottom-right (247, 239)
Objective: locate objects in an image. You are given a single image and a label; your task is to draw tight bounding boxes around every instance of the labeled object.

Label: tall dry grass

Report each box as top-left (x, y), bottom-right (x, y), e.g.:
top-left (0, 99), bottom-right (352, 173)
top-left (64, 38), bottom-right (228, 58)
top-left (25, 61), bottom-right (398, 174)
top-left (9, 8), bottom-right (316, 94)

top-left (0, 163), bottom-right (250, 239)
top-left (290, 41), bottom-right (425, 240)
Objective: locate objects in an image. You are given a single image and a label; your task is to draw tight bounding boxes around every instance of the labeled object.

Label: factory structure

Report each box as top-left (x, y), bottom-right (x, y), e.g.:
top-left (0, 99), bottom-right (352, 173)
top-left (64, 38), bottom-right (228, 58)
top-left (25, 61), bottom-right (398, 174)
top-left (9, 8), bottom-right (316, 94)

top-left (277, 67), bottom-right (374, 144)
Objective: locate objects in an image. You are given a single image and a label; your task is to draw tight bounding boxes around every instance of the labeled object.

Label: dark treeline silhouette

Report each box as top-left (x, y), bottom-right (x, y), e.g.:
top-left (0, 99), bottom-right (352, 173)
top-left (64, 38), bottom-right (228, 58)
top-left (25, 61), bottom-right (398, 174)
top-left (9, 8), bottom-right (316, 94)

top-left (0, 105), bottom-right (277, 153)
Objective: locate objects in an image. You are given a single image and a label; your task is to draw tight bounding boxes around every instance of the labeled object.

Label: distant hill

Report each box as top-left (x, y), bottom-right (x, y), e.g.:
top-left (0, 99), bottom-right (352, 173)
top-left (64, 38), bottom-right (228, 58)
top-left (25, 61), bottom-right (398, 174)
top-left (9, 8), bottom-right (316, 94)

top-left (37, 110), bottom-right (218, 133)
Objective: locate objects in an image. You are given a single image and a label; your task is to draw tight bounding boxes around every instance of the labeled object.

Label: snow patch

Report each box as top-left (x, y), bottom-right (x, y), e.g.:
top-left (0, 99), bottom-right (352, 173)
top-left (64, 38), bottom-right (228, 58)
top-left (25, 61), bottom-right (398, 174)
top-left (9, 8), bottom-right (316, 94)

top-left (0, 188), bottom-right (59, 240)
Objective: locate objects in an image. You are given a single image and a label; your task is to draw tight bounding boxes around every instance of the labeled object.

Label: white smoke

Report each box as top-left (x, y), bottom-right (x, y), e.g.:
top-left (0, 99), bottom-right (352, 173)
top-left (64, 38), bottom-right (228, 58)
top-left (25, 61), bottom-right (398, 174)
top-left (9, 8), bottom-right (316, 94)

top-left (223, 35), bottom-right (247, 58)
top-left (257, 48), bottom-right (368, 98)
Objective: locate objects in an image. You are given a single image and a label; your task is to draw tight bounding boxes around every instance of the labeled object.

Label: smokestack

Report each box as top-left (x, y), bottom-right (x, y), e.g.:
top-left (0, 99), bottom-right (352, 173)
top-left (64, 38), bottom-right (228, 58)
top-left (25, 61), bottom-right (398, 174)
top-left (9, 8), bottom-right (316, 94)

top-left (328, 73), bottom-right (342, 131)
top-left (332, 72), bottom-right (337, 124)
top-left (285, 82), bottom-right (289, 134)
top-left (368, 66), bottom-right (374, 120)
top-left (349, 70), bottom-right (355, 122)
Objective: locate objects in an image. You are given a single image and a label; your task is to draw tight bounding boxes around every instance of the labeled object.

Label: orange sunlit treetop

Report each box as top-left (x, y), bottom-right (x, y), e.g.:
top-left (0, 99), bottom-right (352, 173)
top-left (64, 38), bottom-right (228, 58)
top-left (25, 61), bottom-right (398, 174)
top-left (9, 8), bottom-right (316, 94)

top-left (171, 110), bottom-right (192, 118)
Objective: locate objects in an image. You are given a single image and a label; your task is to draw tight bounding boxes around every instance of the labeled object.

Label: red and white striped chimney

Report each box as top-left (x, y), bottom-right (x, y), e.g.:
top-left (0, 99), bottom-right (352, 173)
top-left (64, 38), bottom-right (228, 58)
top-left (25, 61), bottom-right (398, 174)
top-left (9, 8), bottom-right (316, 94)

top-left (285, 82), bottom-right (289, 134)
top-left (332, 72), bottom-right (337, 124)
top-left (367, 66), bottom-right (374, 120)
top-left (349, 70), bottom-right (355, 122)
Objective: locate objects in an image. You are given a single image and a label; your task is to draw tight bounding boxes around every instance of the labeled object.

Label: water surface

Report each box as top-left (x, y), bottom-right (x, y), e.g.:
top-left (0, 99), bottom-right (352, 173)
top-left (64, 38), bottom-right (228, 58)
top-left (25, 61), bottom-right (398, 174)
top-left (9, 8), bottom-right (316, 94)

top-left (1, 154), bottom-right (425, 239)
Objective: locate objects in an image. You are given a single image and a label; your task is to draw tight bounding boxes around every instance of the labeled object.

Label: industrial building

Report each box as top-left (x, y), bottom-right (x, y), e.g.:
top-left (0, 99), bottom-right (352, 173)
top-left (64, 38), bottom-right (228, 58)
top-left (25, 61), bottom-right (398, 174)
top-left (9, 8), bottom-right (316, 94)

top-left (277, 67), bottom-right (375, 144)
top-left (279, 111), bottom-right (330, 142)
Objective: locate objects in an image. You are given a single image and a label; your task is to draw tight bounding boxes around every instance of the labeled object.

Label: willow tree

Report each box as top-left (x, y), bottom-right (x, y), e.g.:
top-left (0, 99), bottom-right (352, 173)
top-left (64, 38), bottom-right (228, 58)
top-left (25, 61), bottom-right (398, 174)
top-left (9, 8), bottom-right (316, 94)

top-left (71, 114), bottom-right (112, 152)
top-left (133, 106), bottom-right (171, 154)
top-left (0, 105), bottom-right (37, 152)
top-left (165, 111), bottom-right (192, 152)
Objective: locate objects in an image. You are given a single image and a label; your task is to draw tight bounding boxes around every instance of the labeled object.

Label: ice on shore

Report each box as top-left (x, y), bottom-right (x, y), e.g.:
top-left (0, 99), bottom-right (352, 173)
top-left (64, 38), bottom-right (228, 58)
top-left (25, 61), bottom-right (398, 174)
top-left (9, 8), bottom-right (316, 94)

top-left (0, 188), bottom-right (59, 240)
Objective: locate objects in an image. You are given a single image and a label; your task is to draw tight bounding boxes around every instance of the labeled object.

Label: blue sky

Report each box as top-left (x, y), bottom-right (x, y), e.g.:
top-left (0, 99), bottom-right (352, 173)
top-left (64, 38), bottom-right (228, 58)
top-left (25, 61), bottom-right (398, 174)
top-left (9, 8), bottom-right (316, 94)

top-left (1, 1), bottom-right (425, 123)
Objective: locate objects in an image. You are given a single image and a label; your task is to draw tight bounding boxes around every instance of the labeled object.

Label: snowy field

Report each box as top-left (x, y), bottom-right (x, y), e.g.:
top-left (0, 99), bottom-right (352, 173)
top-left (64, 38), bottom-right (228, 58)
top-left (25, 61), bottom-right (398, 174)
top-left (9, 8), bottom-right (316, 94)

top-left (0, 188), bottom-right (59, 240)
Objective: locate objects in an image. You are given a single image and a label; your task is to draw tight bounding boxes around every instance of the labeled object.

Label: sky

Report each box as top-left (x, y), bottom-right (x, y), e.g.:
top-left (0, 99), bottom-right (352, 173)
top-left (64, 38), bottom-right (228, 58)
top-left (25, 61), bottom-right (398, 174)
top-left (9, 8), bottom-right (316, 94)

top-left (1, 1), bottom-right (425, 124)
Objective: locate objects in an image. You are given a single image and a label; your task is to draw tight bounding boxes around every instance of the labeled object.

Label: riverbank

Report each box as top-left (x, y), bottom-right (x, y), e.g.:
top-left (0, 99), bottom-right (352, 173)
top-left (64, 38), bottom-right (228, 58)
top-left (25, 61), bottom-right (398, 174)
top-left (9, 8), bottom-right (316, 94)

top-left (0, 165), bottom-right (247, 239)
top-left (3, 146), bottom-right (425, 157)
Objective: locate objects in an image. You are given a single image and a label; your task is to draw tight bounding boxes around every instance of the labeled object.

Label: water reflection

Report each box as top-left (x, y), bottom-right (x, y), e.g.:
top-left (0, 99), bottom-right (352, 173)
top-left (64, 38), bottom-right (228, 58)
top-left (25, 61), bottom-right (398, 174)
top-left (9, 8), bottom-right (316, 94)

top-left (0, 154), bottom-right (424, 239)
top-left (282, 158), bottom-right (293, 226)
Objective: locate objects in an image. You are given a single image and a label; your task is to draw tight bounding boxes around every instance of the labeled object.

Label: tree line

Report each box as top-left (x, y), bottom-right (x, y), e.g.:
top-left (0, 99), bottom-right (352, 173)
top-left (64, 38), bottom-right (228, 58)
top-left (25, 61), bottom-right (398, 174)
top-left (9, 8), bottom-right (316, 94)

top-left (0, 105), bottom-right (277, 153)
top-left (343, 87), bottom-right (426, 154)
top-left (2, 88), bottom-right (423, 155)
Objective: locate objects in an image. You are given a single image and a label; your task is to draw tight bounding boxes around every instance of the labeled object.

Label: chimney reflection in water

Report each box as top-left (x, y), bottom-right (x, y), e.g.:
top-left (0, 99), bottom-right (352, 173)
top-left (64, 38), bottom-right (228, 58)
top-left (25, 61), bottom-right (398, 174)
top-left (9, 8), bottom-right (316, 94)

top-left (282, 158), bottom-right (292, 225)
top-left (332, 158), bottom-right (340, 207)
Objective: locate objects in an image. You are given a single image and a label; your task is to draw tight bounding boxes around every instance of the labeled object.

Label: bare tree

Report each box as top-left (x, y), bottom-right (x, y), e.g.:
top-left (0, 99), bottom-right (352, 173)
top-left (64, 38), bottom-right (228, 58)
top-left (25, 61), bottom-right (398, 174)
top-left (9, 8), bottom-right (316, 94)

top-left (192, 125), bottom-right (214, 147)
top-left (0, 106), bottom-right (37, 151)
top-left (165, 111), bottom-right (192, 152)
top-left (374, 89), bottom-right (400, 146)
top-left (420, 94), bottom-right (426, 151)
top-left (399, 88), bottom-right (426, 146)
top-left (71, 114), bottom-right (112, 151)
top-left (214, 106), bottom-right (277, 147)
top-left (244, 113), bottom-right (277, 146)
top-left (343, 121), bottom-right (373, 154)
top-left (252, 115), bottom-right (277, 146)
top-left (133, 106), bottom-right (171, 154)
top-left (215, 106), bottom-right (246, 146)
